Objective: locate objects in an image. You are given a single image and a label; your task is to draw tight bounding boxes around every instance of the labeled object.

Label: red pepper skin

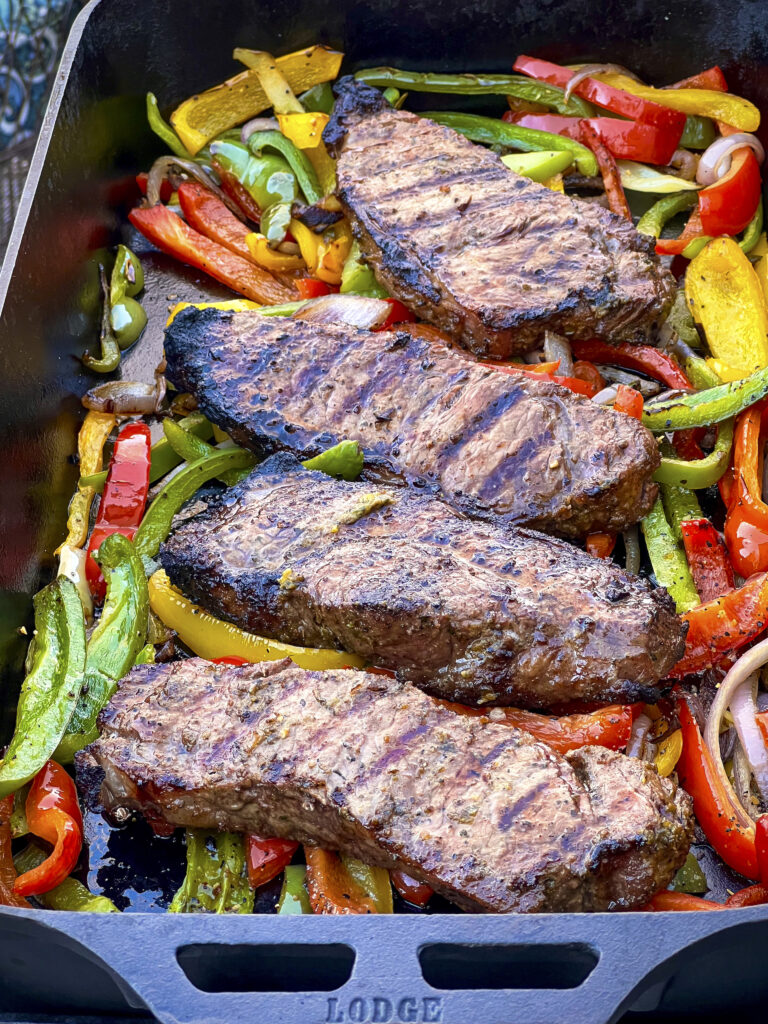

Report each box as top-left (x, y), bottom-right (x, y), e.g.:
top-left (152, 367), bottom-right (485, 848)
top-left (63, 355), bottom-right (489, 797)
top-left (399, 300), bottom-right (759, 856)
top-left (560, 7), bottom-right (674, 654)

top-left (391, 870), bottom-right (434, 908)
top-left (680, 518), bottom-right (735, 603)
top-left (724, 402), bottom-right (768, 578)
top-left (673, 429), bottom-right (706, 463)
top-left (655, 206), bottom-right (707, 256)
top-left (211, 162), bottom-right (262, 225)
top-left (177, 181), bottom-right (254, 262)
top-left (643, 891), bottom-right (723, 911)
top-left (513, 55), bottom-right (687, 136)
top-left (377, 299), bottom-right (417, 331)
top-left (14, 761), bottom-right (83, 897)
top-left (613, 384), bottom-right (644, 419)
top-left (482, 362), bottom-right (599, 397)
top-left (86, 422), bottom-right (151, 601)
top-left (505, 112), bottom-right (680, 165)
top-left (725, 883), bottom-right (768, 907)
top-left (129, 205), bottom-right (296, 305)
top-left (585, 532), bottom-right (617, 559)
top-left (571, 339), bottom-right (691, 390)
top-left (0, 796), bottom-right (29, 907)
top-left (571, 360), bottom-right (604, 393)
top-left (135, 172), bottom-right (174, 201)
top-left (579, 120), bottom-right (632, 220)
top-left (245, 836), bottom-right (299, 888)
top-left (670, 571), bottom-right (768, 677)
top-left (756, 816), bottom-right (768, 886)
top-left (210, 656), bottom-right (250, 666)
top-left (699, 148), bottom-right (761, 236)
top-left (676, 700), bottom-right (758, 879)
top-left (295, 278), bottom-right (336, 299)
top-left (667, 66), bottom-right (728, 91)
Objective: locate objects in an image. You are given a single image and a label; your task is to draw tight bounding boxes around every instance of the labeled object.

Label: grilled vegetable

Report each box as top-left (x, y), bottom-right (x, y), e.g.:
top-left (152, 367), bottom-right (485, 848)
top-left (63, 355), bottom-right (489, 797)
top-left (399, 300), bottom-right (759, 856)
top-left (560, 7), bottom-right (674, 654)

top-left (0, 798), bottom-right (29, 908)
top-left (641, 498), bottom-right (700, 612)
top-left (13, 761), bottom-right (83, 897)
top-left (246, 836), bottom-right (299, 888)
top-left (277, 864), bottom-right (312, 914)
top-left (146, 92), bottom-right (188, 157)
top-left (653, 420), bottom-right (734, 489)
top-left (170, 830), bottom-right (254, 913)
top-left (724, 400), bottom-right (768, 577)
top-left (305, 847), bottom-right (393, 914)
top-left (13, 844), bottom-right (118, 912)
top-left (680, 518), bottom-right (734, 601)
top-left (642, 366), bottom-right (768, 431)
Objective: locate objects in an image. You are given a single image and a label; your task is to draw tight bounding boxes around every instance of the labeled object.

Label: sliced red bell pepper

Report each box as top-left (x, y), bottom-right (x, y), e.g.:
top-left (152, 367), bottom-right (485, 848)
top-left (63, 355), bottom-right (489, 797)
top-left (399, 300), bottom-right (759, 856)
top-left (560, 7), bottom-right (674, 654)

top-left (643, 891), bottom-right (723, 911)
top-left (698, 148), bottom-right (762, 237)
top-left (438, 700), bottom-right (634, 755)
top-left (177, 181), bottom-right (254, 262)
top-left (571, 339), bottom-right (692, 390)
top-left (585, 532), bottom-right (617, 559)
top-left (655, 206), bottom-right (707, 256)
top-left (210, 656), bottom-right (250, 666)
top-left (129, 204), bottom-right (297, 305)
top-left (725, 883), bottom-right (768, 907)
top-left (505, 111), bottom-right (681, 165)
top-left (86, 422), bottom-right (151, 602)
top-left (680, 518), bottom-right (735, 602)
top-left (724, 401), bottom-right (768, 578)
top-left (613, 384), bottom-right (644, 419)
top-left (669, 571), bottom-right (768, 677)
top-left (376, 298), bottom-right (417, 331)
top-left (579, 120), bottom-right (632, 220)
top-left (246, 836), bottom-right (299, 888)
top-left (0, 796), bottom-right (29, 907)
top-left (390, 870), bottom-right (434, 908)
top-left (571, 360), bottom-right (604, 393)
top-left (666, 66), bottom-right (728, 91)
top-left (674, 429), bottom-right (707, 462)
top-left (482, 362), bottom-right (599, 397)
top-left (211, 162), bottom-right (262, 224)
top-left (296, 278), bottom-right (336, 299)
top-left (676, 698), bottom-right (758, 879)
top-left (14, 761), bottom-right (83, 897)
top-left (756, 816), bottom-right (768, 886)
top-left (513, 55), bottom-right (687, 136)
top-left (135, 172), bottom-right (174, 202)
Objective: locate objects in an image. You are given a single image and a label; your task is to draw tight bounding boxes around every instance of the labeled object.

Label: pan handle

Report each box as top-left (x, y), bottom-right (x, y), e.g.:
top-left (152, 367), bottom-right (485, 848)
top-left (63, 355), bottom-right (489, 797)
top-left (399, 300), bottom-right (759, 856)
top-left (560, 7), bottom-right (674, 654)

top-left (6, 905), bottom-right (767, 1024)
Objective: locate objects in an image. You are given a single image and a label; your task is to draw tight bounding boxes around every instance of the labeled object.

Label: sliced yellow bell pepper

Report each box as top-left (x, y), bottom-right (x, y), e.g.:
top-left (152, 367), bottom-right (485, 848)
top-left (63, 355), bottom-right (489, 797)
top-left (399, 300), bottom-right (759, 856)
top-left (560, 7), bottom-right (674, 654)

top-left (148, 570), bottom-right (365, 670)
top-left (750, 233), bottom-right (768, 258)
top-left (542, 173), bottom-right (564, 193)
top-left (56, 411), bottom-right (116, 554)
top-left (592, 72), bottom-right (760, 132)
top-left (246, 233), bottom-right (305, 272)
top-left (685, 236), bottom-right (768, 375)
top-left (706, 358), bottom-right (748, 383)
top-left (171, 45), bottom-right (343, 155)
top-left (655, 728), bottom-right (683, 778)
top-left (233, 49), bottom-right (304, 114)
top-left (166, 299), bottom-right (260, 327)
top-left (755, 254), bottom-right (768, 310)
top-left (278, 112), bottom-right (336, 195)
top-left (289, 218), bottom-right (352, 286)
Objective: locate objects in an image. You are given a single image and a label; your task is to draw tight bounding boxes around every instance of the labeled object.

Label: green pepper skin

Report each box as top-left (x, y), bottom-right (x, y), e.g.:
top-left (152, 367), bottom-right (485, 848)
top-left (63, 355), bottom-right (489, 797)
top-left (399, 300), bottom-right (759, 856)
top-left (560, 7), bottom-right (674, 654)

top-left (637, 191), bottom-right (697, 238)
top-left (111, 297), bottom-right (148, 350)
top-left (146, 92), bottom-right (189, 159)
top-left (654, 419), bottom-right (734, 489)
top-left (679, 116), bottom-right (716, 150)
top-left (81, 412), bottom-right (214, 493)
top-left (680, 199), bottom-right (764, 259)
top-left (671, 851), bottom-right (708, 894)
top-left (162, 418), bottom-right (249, 486)
top-left (303, 441), bottom-right (364, 481)
top-left (134, 643), bottom-right (155, 666)
top-left (170, 830), bottom-right (254, 914)
top-left (661, 479), bottom-right (703, 544)
top-left (641, 497), bottom-right (700, 613)
top-left (83, 266), bottom-right (121, 373)
top-left (643, 366), bottom-right (768, 431)
top-left (277, 864), bottom-right (312, 914)
top-left (355, 67), bottom-right (593, 117)
top-left (110, 245), bottom-right (144, 302)
top-left (14, 844), bottom-right (119, 912)
top-left (340, 240), bottom-right (389, 298)
top-left (299, 81), bottom-right (334, 114)
top-left (210, 139), bottom-right (298, 211)
top-left (0, 579), bottom-right (86, 798)
top-left (134, 448), bottom-right (257, 559)
top-left (259, 200), bottom-right (293, 245)
top-left (422, 111), bottom-right (598, 177)
top-left (247, 130), bottom-right (323, 205)
top-left (56, 533), bottom-right (148, 760)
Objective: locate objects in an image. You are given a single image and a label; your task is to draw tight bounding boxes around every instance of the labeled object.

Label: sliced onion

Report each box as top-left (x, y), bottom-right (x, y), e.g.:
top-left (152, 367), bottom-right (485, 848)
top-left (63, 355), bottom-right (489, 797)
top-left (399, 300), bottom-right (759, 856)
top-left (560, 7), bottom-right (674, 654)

top-left (292, 294), bottom-right (391, 330)
top-left (594, 365), bottom-right (661, 397)
top-left (696, 133), bottom-right (765, 187)
top-left (730, 673), bottom-right (768, 802)
top-left (241, 116), bottom-right (279, 143)
top-left (543, 331), bottom-right (573, 376)
top-left (623, 525), bottom-right (641, 575)
top-left (719, 724), bottom-right (738, 763)
top-left (704, 635), bottom-right (768, 829)
top-left (627, 714), bottom-right (653, 758)
top-left (591, 385), bottom-right (619, 406)
top-left (669, 149), bottom-right (700, 182)
top-left (732, 745), bottom-right (761, 821)
top-left (83, 359), bottom-right (167, 416)
top-left (564, 63), bottom-right (642, 102)
top-left (147, 155), bottom-right (246, 221)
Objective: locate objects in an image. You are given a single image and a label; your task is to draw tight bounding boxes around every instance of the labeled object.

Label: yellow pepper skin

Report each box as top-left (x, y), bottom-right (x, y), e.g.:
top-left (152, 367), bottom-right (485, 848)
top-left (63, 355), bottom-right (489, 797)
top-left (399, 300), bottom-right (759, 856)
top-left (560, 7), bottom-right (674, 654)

top-left (754, 254), bottom-right (768, 311)
top-left (171, 46), bottom-right (343, 154)
top-left (593, 72), bottom-right (760, 132)
top-left (655, 728), bottom-right (683, 777)
top-left (166, 299), bottom-right (260, 327)
top-left (56, 411), bottom-right (116, 554)
top-left (148, 570), bottom-right (364, 670)
top-left (278, 112), bottom-right (336, 194)
top-left (686, 237), bottom-right (768, 375)
top-left (290, 218), bottom-right (352, 286)
top-left (706, 358), bottom-right (749, 383)
top-left (246, 233), bottom-right (306, 272)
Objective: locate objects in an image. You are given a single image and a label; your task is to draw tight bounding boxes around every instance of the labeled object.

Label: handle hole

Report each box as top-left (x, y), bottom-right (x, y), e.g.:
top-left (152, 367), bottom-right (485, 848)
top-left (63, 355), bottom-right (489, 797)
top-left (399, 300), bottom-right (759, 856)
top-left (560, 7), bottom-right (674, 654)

top-left (177, 942), bottom-right (355, 992)
top-left (418, 942), bottom-right (598, 990)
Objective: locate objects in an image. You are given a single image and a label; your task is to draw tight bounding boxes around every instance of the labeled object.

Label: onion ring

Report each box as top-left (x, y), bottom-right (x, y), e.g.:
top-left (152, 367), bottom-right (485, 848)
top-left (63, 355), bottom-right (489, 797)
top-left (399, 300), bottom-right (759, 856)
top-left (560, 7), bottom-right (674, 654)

top-left (564, 63), bottom-right (642, 102)
top-left (696, 133), bottom-right (765, 187)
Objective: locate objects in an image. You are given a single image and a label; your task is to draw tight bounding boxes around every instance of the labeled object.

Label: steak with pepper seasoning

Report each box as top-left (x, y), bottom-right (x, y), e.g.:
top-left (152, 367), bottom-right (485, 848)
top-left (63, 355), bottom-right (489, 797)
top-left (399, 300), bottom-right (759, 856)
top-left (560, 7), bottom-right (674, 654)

top-left (91, 659), bottom-right (693, 913)
top-left (160, 459), bottom-right (685, 709)
top-left (323, 77), bottom-right (676, 358)
top-left (163, 308), bottom-right (660, 539)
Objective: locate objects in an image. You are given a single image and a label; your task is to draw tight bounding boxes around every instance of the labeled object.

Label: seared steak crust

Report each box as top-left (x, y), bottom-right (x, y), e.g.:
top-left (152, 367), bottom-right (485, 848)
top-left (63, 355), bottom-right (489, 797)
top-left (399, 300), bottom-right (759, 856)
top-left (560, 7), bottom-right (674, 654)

top-left (91, 660), bottom-right (693, 913)
top-left (325, 77), bottom-right (676, 358)
top-left (160, 463), bottom-right (686, 708)
top-left (163, 308), bottom-right (660, 538)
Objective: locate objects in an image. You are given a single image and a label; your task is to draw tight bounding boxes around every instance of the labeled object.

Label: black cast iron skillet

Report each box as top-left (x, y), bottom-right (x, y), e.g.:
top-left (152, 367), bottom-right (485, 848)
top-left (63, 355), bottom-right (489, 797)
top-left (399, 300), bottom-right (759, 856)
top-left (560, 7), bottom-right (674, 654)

top-left (1, 1), bottom-right (768, 1020)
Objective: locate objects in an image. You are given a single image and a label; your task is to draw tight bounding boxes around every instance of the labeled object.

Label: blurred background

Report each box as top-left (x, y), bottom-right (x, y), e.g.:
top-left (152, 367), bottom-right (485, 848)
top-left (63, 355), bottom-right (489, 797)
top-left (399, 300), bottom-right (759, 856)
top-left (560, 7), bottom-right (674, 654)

top-left (0, 0), bottom-right (78, 259)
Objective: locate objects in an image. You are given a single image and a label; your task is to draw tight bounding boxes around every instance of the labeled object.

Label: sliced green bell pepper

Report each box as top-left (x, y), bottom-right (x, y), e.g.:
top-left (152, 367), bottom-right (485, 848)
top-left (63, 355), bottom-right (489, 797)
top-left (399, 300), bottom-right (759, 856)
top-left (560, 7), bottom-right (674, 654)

top-left (15, 844), bottom-right (119, 912)
top-left (679, 116), bottom-right (716, 150)
top-left (170, 830), bottom-right (254, 913)
top-left (671, 851), bottom-right (708, 893)
top-left (277, 864), bottom-right (313, 914)
top-left (146, 92), bottom-right (189, 159)
top-left (654, 420), bottom-right (734, 489)
top-left (641, 497), bottom-right (700, 612)
top-left (209, 138), bottom-right (298, 211)
top-left (637, 191), bottom-right (697, 239)
top-left (303, 440), bottom-right (364, 480)
top-left (501, 149), bottom-right (574, 181)
top-left (299, 81), bottom-right (335, 114)
top-left (643, 366), bottom-right (768, 431)
top-left (247, 130), bottom-right (322, 205)
top-left (340, 239), bottom-right (388, 298)
top-left (162, 419), bottom-right (250, 486)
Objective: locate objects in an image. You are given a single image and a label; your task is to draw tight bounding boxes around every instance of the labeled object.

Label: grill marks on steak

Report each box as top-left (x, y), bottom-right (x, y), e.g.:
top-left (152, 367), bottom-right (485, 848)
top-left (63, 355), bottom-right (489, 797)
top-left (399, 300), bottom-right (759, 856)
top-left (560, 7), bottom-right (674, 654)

top-left (91, 660), bottom-right (693, 913)
top-left (163, 309), bottom-right (660, 538)
top-left (160, 463), bottom-right (685, 708)
top-left (325, 78), bottom-right (676, 358)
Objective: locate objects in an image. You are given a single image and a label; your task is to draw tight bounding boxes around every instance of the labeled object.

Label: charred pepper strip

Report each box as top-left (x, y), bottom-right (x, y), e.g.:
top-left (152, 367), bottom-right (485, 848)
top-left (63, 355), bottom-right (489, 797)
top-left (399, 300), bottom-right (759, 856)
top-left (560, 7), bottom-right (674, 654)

top-left (724, 400), bottom-right (768, 578)
top-left (82, 266), bottom-right (121, 373)
top-left (354, 67), bottom-right (593, 116)
top-left (58, 411), bottom-right (116, 551)
top-left (642, 366), bottom-right (768, 432)
top-left (578, 120), bottom-right (631, 220)
top-left (170, 830), bottom-right (254, 914)
top-left (14, 761), bottom-right (83, 897)
top-left (680, 518), bottom-right (735, 602)
top-left (421, 111), bottom-right (598, 176)
top-left (571, 339), bottom-right (690, 390)
top-left (0, 578), bottom-right (85, 798)
top-left (304, 847), bottom-right (392, 914)
top-left (641, 498), bottom-right (700, 612)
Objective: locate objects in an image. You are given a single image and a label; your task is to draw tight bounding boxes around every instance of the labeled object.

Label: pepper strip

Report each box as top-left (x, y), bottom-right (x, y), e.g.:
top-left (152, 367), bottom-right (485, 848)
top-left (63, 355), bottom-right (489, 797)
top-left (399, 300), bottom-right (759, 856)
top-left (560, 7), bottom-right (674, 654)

top-left (13, 844), bottom-right (118, 912)
top-left (676, 699), bottom-right (758, 878)
top-left (56, 411), bottom-right (115, 552)
top-left (653, 419), bottom-right (734, 489)
top-left (177, 182), bottom-right (255, 262)
top-left (304, 848), bottom-right (393, 914)
top-left (669, 571), bottom-right (768, 677)
top-left (724, 400), bottom-right (768, 577)
top-left (14, 761), bottom-right (83, 897)
top-left (571, 339), bottom-right (690, 390)
top-left (145, 92), bottom-right (188, 158)
top-left (0, 797), bottom-right (29, 907)
top-left (390, 870), bottom-right (434, 908)
top-left (637, 191), bottom-right (697, 239)
top-left (641, 498), bottom-right (700, 612)
top-left (642, 365), bottom-right (768, 432)
top-left (0, 578), bottom-right (85, 797)
top-left (578, 120), bottom-right (631, 219)
top-left (246, 836), bottom-right (299, 888)
top-left (680, 518), bottom-right (735, 602)
top-left (170, 830), bottom-right (254, 913)
top-left (278, 865), bottom-right (313, 914)
top-left (248, 130), bottom-right (322, 205)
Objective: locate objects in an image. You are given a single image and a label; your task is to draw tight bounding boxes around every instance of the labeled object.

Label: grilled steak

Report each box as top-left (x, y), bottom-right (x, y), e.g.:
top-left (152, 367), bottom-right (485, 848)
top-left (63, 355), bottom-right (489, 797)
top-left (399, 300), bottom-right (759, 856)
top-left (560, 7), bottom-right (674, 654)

top-left (324, 77), bottom-right (676, 358)
top-left (91, 659), bottom-right (693, 913)
top-left (164, 308), bottom-right (660, 538)
top-left (160, 460), bottom-right (686, 708)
